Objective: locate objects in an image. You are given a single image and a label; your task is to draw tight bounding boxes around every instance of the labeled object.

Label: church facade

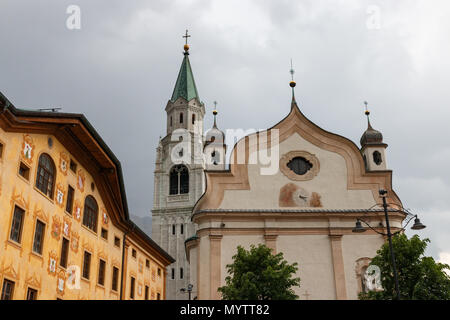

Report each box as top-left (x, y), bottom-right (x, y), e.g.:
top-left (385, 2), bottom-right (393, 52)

top-left (185, 84), bottom-right (405, 300)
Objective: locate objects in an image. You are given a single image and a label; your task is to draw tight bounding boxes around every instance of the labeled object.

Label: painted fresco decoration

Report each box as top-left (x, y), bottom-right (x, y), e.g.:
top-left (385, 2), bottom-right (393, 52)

top-left (48, 251), bottom-right (58, 275)
top-left (59, 152), bottom-right (69, 176)
top-left (151, 268), bottom-right (156, 282)
top-left (51, 215), bottom-right (62, 240)
top-left (70, 231), bottom-right (79, 253)
top-left (102, 208), bottom-right (108, 225)
top-left (56, 183), bottom-right (65, 208)
top-left (279, 183), bottom-right (322, 208)
top-left (74, 200), bottom-right (82, 222)
top-left (77, 169), bottom-right (85, 193)
top-left (139, 259), bottom-right (143, 273)
top-left (63, 217), bottom-right (72, 238)
top-left (21, 134), bottom-right (35, 164)
top-left (57, 270), bottom-right (66, 296)
top-left (138, 283), bottom-right (143, 296)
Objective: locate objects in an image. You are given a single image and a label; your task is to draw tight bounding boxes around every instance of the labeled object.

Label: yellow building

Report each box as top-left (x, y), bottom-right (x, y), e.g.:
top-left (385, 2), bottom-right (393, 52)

top-left (0, 92), bottom-right (174, 300)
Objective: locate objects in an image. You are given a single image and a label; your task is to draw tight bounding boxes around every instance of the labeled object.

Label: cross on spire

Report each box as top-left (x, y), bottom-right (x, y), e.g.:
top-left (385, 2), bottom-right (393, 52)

top-left (290, 59), bottom-right (295, 81)
top-left (183, 29), bottom-right (191, 45)
top-left (364, 101), bottom-right (371, 127)
top-left (213, 101), bottom-right (218, 128)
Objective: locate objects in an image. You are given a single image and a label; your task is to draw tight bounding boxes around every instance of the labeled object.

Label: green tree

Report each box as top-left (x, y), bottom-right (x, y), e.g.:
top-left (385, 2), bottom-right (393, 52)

top-left (359, 234), bottom-right (450, 300)
top-left (218, 244), bottom-right (300, 300)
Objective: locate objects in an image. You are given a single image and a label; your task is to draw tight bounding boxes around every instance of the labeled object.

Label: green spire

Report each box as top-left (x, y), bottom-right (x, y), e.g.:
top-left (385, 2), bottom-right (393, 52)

top-left (170, 52), bottom-right (199, 103)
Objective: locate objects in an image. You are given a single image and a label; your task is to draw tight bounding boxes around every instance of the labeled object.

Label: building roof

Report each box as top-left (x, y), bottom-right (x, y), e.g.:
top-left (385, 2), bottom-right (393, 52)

top-left (0, 91), bottom-right (175, 265)
top-left (170, 52), bottom-right (199, 102)
top-left (360, 121), bottom-right (384, 147)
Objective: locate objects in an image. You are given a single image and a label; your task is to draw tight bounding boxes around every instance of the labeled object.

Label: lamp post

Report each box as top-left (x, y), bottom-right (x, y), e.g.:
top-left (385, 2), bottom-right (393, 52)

top-left (352, 189), bottom-right (426, 300)
top-left (180, 284), bottom-right (194, 300)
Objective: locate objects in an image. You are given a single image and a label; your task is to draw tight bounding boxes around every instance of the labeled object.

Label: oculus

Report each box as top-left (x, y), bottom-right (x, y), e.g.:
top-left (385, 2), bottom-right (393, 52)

top-left (280, 151), bottom-right (320, 181)
top-left (287, 157), bottom-right (312, 175)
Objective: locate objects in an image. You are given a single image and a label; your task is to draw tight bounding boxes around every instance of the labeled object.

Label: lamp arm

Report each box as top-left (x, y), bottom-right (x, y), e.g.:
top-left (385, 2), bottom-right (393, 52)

top-left (391, 214), bottom-right (417, 236)
top-left (357, 218), bottom-right (386, 236)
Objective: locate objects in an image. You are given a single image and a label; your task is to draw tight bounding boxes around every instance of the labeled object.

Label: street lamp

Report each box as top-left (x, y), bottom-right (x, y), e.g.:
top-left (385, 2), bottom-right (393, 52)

top-left (180, 284), bottom-right (194, 300)
top-left (352, 189), bottom-right (426, 300)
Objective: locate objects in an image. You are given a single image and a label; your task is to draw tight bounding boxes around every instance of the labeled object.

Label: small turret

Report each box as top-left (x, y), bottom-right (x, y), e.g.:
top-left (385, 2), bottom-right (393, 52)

top-left (360, 102), bottom-right (388, 171)
top-left (204, 103), bottom-right (226, 170)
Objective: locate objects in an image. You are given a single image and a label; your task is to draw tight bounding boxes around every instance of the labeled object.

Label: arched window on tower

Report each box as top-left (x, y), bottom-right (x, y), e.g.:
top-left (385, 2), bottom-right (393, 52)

top-left (169, 165), bottom-right (189, 195)
top-left (170, 116), bottom-right (173, 127)
top-left (180, 113), bottom-right (184, 124)
top-left (35, 153), bottom-right (56, 198)
top-left (373, 151), bottom-right (382, 165)
top-left (192, 114), bottom-right (195, 125)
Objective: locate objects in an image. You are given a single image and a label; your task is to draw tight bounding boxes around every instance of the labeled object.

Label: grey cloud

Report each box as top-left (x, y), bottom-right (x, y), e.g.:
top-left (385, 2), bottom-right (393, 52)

top-left (1, 0), bottom-right (449, 260)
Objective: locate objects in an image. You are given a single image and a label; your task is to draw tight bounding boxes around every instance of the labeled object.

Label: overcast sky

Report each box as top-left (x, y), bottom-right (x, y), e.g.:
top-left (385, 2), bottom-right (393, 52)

top-left (1, 0), bottom-right (449, 264)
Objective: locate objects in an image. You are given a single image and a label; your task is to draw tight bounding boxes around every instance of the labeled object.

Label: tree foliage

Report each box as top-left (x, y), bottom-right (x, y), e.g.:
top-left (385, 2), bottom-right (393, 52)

top-left (218, 244), bottom-right (301, 300)
top-left (359, 234), bottom-right (450, 300)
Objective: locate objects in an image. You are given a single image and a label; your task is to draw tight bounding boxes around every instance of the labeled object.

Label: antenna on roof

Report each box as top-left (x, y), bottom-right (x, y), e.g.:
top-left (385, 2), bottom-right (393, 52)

top-left (37, 107), bottom-right (62, 112)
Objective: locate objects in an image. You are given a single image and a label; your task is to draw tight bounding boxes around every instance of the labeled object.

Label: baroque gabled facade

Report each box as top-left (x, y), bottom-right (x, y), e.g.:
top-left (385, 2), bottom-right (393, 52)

top-left (186, 83), bottom-right (405, 300)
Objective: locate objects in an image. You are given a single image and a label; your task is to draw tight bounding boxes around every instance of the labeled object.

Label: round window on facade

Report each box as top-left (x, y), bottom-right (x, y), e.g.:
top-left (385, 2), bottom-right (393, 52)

top-left (287, 157), bottom-right (313, 175)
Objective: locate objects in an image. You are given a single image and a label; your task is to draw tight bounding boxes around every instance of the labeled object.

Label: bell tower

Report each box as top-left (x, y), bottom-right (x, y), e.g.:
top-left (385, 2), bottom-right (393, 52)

top-left (152, 30), bottom-right (206, 300)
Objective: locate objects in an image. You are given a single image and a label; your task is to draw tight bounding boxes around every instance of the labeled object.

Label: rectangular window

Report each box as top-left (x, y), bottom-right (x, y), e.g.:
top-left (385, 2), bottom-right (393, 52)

top-left (180, 224), bottom-right (184, 235)
top-left (158, 268), bottom-right (161, 277)
top-left (98, 259), bottom-right (106, 286)
top-left (82, 251), bottom-right (91, 279)
top-left (32, 220), bottom-right (46, 255)
top-left (65, 185), bottom-right (74, 214)
top-left (172, 225), bottom-right (176, 235)
top-left (112, 266), bottom-right (119, 292)
top-left (9, 206), bottom-right (25, 243)
top-left (69, 159), bottom-right (77, 173)
top-left (146, 259), bottom-right (150, 268)
top-left (130, 277), bottom-right (135, 299)
top-left (145, 286), bottom-right (149, 300)
top-left (60, 237), bottom-right (69, 268)
top-left (27, 288), bottom-right (38, 300)
top-left (132, 248), bottom-right (136, 258)
top-left (101, 228), bottom-right (108, 240)
top-left (19, 162), bottom-right (30, 180)
top-left (171, 268), bottom-right (175, 280)
top-left (114, 236), bottom-right (121, 248)
top-left (1, 279), bottom-right (15, 300)
top-left (180, 268), bottom-right (183, 280)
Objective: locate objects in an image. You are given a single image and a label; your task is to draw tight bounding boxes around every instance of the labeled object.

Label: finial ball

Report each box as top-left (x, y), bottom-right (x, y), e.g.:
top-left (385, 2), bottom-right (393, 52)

top-left (290, 81), bottom-right (296, 88)
top-left (213, 110), bottom-right (218, 116)
top-left (184, 44), bottom-right (190, 51)
top-left (365, 110), bottom-right (370, 116)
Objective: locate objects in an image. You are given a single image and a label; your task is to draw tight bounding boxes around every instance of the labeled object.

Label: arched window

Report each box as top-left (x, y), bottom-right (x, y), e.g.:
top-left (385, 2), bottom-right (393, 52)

top-left (35, 153), bottom-right (56, 198)
top-left (373, 151), bottom-right (382, 165)
top-left (192, 114), bottom-right (195, 125)
top-left (170, 116), bottom-right (173, 126)
top-left (169, 165), bottom-right (189, 195)
top-left (180, 113), bottom-right (184, 124)
top-left (83, 195), bottom-right (98, 232)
